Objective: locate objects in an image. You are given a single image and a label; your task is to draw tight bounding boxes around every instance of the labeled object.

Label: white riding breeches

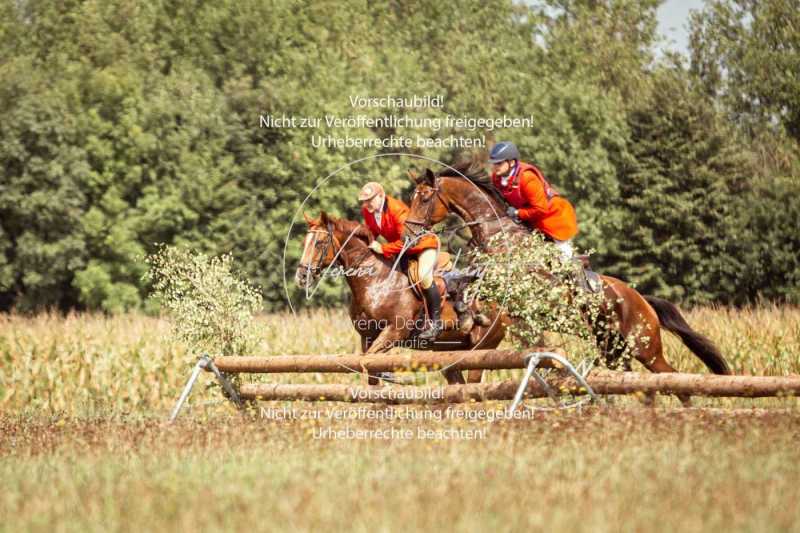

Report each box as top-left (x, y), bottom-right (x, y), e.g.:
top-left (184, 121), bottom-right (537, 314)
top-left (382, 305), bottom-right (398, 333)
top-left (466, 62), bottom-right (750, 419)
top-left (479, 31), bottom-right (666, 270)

top-left (417, 248), bottom-right (438, 289)
top-left (553, 239), bottom-right (574, 261)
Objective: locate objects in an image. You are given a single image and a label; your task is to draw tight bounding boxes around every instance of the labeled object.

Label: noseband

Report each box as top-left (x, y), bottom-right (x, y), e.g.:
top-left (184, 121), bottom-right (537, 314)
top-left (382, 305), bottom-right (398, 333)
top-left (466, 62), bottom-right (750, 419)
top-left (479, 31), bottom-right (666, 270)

top-left (301, 221), bottom-right (336, 277)
top-left (404, 178), bottom-right (445, 236)
top-left (301, 222), bottom-right (374, 278)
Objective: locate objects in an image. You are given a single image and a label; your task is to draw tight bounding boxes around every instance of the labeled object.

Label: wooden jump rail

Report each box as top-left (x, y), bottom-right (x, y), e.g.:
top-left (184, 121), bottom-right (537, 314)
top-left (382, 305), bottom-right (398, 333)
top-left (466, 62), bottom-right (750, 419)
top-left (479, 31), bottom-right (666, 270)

top-left (238, 371), bottom-right (800, 403)
top-left (168, 349), bottom-right (800, 421)
top-left (212, 349), bottom-right (556, 374)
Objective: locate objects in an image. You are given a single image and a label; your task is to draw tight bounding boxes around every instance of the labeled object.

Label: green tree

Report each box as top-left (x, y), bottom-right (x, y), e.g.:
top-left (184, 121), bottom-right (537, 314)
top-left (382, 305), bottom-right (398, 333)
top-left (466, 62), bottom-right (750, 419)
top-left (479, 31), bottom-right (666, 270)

top-left (1, 0), bottom-right (797, 312)
top-left (690, 0), bottom-right (800, 144)
top-left (606, 62), bottom-right (757, 303)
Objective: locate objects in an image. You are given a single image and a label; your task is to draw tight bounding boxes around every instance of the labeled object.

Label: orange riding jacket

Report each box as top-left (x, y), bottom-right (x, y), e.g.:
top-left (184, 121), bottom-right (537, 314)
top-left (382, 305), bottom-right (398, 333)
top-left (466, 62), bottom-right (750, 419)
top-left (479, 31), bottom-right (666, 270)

top-left (492, 162), bottom-right (578, 241)
top-left (361, 195), bottom-right (438, 259)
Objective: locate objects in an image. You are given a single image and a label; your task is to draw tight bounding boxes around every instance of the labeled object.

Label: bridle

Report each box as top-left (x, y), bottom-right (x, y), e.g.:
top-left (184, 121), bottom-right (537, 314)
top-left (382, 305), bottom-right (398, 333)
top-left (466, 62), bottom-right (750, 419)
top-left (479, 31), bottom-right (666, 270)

top-left (404, 176), bottom-right (510, 249)
top-left (300, 221), bottom-right (373, 279)
top-left (300, 222), bottom-right (335, 277)
top-left (404, 177), bottom-right (446, 236)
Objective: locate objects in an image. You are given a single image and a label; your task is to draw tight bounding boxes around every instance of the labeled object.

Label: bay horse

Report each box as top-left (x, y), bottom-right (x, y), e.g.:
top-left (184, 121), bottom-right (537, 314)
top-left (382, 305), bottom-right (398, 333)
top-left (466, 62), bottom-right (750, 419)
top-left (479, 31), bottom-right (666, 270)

top-left (295, 211), bottom-right (508, 385)
top-left (404, 163), bottom-right (732, 385)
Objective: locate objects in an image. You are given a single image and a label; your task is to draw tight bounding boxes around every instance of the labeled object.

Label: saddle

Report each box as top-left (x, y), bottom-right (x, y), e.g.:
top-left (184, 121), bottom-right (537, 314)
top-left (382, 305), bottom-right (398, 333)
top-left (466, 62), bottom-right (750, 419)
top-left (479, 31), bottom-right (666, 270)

top-left (407, 252), bottom-right (452, 301)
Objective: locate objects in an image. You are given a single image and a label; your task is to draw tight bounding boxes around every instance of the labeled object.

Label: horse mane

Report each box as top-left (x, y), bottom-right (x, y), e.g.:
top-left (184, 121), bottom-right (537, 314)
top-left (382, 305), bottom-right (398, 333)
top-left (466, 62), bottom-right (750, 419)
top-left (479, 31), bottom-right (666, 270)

top-left (435, 152), bottom-right (507, 207)
top-left (332, 217), bottom-right (373, 244)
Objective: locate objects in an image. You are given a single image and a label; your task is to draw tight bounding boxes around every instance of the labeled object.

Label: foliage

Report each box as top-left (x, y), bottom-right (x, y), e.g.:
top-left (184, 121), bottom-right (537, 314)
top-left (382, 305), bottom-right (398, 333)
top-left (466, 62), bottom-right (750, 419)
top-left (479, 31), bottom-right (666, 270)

top-left (598, 61), bottom-right (800, 305)
top-left (689, 0), bottom-right (800, 144)
top-left (0, 0), bottom-right (797, 311)
top-left (144, 245), bottom-right (263, 358)
top-left (532, 0), bottom-right (662, 101)
top-left (466, 232), bottom-right (644, 368)
top-left (602, 63), bottom-right (748, 303)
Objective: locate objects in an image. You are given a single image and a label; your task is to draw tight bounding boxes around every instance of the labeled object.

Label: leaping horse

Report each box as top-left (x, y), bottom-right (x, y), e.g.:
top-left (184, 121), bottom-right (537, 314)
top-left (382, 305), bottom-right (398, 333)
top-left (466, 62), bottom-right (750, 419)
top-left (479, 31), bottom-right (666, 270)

top-left (295, 211), bottom-right (509, 385)
top-left (404, 162), bottom-right (732, 383)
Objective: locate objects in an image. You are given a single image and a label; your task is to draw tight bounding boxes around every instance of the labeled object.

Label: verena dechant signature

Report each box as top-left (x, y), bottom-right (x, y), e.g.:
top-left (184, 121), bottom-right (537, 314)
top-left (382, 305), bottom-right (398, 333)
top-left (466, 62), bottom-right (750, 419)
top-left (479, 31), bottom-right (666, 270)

top-left (321, 264), bottom-right (379, 279)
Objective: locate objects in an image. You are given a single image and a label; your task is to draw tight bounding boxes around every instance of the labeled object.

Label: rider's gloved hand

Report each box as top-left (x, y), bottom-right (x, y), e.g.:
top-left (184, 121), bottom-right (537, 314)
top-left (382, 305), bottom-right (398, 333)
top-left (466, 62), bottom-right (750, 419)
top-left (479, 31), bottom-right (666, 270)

top-left (506, 206), bottom-right (521, 223)
top-left (368, 241), bottom-right (383, 254)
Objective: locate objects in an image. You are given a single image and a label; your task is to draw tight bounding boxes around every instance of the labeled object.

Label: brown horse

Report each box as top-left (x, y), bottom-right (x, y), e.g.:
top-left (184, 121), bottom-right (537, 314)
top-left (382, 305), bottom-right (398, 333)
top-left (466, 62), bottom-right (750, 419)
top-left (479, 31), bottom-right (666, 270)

top-left (404, 164), bottom-right (732, 385)
top-left (295, 211), bottom-right (508, 385)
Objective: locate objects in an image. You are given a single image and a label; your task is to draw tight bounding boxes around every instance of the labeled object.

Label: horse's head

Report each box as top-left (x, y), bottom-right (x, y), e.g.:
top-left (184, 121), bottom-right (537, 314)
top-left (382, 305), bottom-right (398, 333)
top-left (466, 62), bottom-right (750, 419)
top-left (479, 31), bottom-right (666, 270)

top-left (296, 211), bottom-right (373, 287)
top-left (295, 211), bottom-right (339, 287)
top-left (405, 159), bottom-right (526, 250)
top-left (405, 168), bottom-right (450, 238)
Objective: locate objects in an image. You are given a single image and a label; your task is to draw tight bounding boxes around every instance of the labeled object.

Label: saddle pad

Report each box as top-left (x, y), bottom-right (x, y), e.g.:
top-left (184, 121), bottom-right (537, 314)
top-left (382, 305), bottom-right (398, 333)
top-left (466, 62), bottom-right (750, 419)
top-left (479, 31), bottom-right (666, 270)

top-left (408, 252), bottom-right (452, 300)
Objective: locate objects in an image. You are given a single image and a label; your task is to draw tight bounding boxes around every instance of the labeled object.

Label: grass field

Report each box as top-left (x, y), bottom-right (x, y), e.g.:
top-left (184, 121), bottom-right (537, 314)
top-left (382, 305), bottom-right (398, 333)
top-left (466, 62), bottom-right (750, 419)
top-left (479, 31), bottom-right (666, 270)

top-left (2, 306), bottom-right (800, 531)
top-left (2, 306), bottom-right (799, 414)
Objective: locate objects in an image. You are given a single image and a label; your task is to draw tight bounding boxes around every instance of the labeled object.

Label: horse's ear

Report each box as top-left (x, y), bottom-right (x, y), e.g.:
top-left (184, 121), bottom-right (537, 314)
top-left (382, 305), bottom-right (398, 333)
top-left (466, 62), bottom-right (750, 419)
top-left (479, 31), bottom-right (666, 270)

top-left (407, 168), bottom-right (419, 184)
top-left (303, 212), bottom-right (315, 226)
top-left (424, 168), bottom-right (436, 185)
top-left (319, 211), bottom-right (329, 225)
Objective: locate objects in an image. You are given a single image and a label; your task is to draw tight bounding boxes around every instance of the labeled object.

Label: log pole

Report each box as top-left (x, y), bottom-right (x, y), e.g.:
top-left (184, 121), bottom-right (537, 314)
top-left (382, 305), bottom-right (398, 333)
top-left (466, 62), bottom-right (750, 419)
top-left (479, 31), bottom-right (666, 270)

top-left (238, 370), bottom-right (800, 403)
top-left (213, 349), bottom-right (558, 374)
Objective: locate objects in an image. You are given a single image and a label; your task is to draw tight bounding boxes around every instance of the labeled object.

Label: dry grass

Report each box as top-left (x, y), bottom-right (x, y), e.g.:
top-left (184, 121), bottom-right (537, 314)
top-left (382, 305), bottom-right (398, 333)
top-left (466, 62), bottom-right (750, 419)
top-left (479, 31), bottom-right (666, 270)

top-left (1, 408), bottom-right (799, 532)
top-left (664, 304), bottom-right (800, 376)
top-left (2, 306), bottom-right (799, 415)
top-left (2, 306), bottom-right (800, 531)
top-left (0, 309), bottom-right (358, 415)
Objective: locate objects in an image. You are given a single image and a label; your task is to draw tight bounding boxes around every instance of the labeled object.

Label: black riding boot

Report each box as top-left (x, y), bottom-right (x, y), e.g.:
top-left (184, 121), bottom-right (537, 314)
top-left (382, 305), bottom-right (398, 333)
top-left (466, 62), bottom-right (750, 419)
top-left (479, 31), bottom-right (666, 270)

top-left (418, 285), bottom-right (442, 341)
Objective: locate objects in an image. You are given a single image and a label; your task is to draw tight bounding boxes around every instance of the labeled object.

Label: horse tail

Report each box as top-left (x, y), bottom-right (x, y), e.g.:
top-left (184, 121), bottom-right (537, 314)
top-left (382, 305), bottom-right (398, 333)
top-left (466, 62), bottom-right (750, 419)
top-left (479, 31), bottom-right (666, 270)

top-left (644, 295), bottom-right (732, 375)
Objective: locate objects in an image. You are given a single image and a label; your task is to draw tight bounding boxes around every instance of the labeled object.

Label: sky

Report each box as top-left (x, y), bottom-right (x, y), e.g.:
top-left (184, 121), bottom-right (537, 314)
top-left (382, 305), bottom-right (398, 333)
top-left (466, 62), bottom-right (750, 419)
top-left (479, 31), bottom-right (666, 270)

top-left (657, 0), bottom-right (706, 55)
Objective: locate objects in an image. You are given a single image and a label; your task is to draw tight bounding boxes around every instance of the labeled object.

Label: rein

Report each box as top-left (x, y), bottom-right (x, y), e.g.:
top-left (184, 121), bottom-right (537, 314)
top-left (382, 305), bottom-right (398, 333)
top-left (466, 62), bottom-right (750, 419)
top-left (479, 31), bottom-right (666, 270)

top-left (303, 222), bottom-right (373, 278)
top-left (403, 180), bottom-right (444, 235)
top-left (404, 175), bottom-right (512, 249)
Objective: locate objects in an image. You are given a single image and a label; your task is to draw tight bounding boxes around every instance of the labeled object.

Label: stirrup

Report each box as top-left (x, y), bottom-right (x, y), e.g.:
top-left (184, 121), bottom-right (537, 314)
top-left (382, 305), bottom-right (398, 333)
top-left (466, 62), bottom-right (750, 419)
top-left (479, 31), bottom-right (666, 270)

top-left (474, 313), bottom-right (492, 327)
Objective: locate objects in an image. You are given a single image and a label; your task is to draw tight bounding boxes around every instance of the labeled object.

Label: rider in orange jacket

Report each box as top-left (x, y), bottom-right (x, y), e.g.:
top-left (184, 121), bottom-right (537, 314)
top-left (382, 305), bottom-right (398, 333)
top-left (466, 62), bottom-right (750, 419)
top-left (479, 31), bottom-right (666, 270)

top-left (359, 182), bottom-right (442, 341)
top-left (489, 141), bottom-right (578, 258)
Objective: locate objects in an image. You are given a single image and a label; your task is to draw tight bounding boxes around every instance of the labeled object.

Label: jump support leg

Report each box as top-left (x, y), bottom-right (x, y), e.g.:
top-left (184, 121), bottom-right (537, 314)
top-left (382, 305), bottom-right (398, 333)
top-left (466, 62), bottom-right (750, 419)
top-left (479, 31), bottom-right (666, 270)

top-left (168, 354), bottom-right (243, 423)
top-left (508, 351), bottom-right (599, 413)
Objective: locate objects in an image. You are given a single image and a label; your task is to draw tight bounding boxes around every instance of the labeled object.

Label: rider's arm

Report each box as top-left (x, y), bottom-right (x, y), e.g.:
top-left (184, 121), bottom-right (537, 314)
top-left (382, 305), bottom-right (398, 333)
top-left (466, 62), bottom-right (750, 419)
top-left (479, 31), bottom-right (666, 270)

top-left (378, 196), bottom-right (439, 257)
top-left (516, 171), bottom-right (549, 222)
top-left (380, 198), bottom-right (409, 258)
top-left (381, 237), bottom-right (406, 257)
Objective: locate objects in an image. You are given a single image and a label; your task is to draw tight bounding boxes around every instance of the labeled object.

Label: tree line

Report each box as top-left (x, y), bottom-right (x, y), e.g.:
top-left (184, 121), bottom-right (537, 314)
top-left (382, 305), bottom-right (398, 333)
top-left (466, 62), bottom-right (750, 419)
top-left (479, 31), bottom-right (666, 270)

top-left (0, 0), bottom-right (798, 312)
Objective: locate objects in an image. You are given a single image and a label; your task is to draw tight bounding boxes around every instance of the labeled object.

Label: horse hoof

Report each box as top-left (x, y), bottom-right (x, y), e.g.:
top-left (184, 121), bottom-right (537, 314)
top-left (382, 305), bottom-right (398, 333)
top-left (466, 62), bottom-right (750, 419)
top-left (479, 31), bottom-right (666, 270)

top-left (474, 314), bottom-right (492, 327)
top-left (458, 314), bottom-right (474, 334)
